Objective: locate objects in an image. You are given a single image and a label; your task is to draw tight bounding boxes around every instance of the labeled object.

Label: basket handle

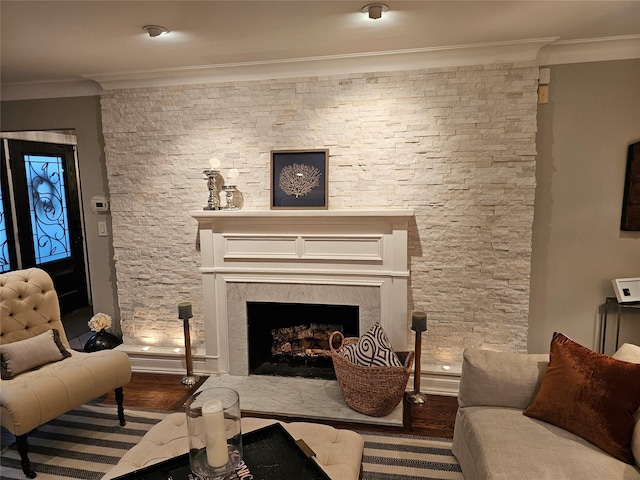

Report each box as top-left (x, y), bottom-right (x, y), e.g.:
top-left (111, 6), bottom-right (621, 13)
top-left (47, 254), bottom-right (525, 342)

top-left (403, 350), bottom-right (416, 373)
top-left (329, 331), bottom-right (345, 353)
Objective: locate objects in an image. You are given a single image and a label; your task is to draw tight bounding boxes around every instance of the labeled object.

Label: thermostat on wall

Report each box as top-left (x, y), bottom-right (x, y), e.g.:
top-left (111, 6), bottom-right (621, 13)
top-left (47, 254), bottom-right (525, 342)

top-left (612, 278), bottom-right (640, 303)
top-left (91, 195), bottom-right (109, 213)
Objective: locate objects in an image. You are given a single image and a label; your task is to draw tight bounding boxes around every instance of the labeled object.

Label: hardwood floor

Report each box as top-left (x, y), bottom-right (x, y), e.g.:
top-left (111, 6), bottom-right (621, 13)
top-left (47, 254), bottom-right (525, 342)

top-left (98, 372), bottom-right (458, 438)
top-left (95, 373), bottom-right (207, 412)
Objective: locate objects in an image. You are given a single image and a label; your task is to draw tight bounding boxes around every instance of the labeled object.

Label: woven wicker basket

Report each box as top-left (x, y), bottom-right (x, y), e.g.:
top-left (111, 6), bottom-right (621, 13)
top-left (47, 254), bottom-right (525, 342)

top-left (329, 331), bottom-right (415, 417)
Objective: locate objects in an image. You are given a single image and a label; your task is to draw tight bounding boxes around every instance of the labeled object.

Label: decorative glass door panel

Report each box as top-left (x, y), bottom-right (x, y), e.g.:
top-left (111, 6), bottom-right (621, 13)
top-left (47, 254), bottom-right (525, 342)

top-left (25, 154), bottom-right (71, 265)
top-left (0, 144), bottom-right (17, 273)
top-left (0, 186), bottom-right (10, 272)
top-left (3, 139), bottom-right (88, 314)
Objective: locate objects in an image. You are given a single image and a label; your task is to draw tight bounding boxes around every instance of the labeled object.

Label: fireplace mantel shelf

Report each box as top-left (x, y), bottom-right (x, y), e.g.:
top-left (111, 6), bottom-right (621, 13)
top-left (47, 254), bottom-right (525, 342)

top-left (191, 209), bottom-right (414, 220)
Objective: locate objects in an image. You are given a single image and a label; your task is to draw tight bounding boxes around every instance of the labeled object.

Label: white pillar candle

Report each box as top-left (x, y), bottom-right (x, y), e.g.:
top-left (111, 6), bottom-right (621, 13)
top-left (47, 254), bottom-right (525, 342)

top-left (209, 158), bottom-right (221, 169)
top-left (202, 399), bottom-right (229, 468)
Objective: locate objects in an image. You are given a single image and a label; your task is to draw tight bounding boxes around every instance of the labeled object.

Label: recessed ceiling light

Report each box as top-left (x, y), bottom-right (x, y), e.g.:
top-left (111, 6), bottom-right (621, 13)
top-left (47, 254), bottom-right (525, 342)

top-left (362, 3), bottom-right (388, 20)
top-left (143, 25), bottom-right (169, 38)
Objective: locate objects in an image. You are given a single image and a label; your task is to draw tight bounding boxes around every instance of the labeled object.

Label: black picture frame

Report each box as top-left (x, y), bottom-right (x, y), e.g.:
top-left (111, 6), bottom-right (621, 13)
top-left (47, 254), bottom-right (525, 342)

top-left (621, 141), bottom-right (640, 231)
top-left (270, 150), bottom-right (328, 209)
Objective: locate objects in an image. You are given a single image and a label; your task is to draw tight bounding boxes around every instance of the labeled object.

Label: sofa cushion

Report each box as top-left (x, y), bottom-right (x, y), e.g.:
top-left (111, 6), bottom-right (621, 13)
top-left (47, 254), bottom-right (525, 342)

top-left (458, 348), bottom-right (549, 409)
top-left (524, 333), bottom-right (640, 464)
top-left (340, 322), bottom-right (402, 367)
top-left (614, 343), bottom-right (640, 363)
top-left (453, 406), bottom-right (640, 480)
top-left (0, 329), bottom-right (71, 379)
top-left (613, 343), bottom-right (640, 467)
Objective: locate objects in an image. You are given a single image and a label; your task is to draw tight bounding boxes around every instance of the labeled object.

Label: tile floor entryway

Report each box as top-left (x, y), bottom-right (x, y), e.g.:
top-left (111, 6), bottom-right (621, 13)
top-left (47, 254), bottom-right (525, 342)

top-left (62, 306), bottom-right (95, 350)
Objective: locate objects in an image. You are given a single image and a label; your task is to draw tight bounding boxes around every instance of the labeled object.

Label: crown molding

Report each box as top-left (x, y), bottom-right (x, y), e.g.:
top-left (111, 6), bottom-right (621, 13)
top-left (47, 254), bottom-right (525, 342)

top-left (87, 37), bottom-right (557, 91)
top-left (538, 34), bottom-right (640, 66)
top-left (1, 79), bottom-right (102, 102)
top-left (3, 35), bottom-right (638, 101)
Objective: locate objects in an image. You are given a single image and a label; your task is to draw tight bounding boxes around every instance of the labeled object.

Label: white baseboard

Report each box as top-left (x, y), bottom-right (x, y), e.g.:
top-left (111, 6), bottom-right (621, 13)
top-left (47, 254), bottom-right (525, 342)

top-left (416, 365), bottom-right (462, 397)
top-left (116, 344), bottom-right (207, 375)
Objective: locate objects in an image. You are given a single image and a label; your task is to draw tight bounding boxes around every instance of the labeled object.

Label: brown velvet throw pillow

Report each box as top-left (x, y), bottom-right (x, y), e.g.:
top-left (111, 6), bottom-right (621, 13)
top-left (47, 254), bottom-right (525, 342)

top-left (524, 332), bottom-right (640, 464)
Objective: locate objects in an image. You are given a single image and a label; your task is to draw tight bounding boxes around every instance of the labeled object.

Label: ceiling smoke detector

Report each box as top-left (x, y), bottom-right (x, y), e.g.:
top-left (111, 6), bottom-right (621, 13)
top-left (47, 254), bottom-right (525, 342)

top-left (362, 3), bottom-right (388, 19)
top-left (143, 25), bottom-right (169, 37)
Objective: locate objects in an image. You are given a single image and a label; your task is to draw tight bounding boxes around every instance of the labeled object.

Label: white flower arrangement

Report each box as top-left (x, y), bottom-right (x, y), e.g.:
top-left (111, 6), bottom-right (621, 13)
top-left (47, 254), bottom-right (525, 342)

top-left (88, 313), bottom-right (112, 332)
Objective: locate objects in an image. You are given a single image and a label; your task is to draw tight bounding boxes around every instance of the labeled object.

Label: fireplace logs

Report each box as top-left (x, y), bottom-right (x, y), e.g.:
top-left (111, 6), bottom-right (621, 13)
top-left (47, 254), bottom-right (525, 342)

top-left (271, 323), bottom-right (342, 359)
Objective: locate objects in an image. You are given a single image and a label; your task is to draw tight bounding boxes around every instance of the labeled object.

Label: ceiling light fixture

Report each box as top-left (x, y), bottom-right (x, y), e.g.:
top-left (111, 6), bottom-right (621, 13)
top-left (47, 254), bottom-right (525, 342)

top-left (143, 25), bottom-right (169, 37)
top-left (362, 3), bottom-right (388, 20)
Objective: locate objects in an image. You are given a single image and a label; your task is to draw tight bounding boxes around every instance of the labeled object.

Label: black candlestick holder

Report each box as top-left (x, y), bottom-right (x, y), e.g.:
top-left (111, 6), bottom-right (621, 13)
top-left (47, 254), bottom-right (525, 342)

top-left (406, 310), bottom-right (427, 404)
top-left (178, 302), bottom-right (199, 386)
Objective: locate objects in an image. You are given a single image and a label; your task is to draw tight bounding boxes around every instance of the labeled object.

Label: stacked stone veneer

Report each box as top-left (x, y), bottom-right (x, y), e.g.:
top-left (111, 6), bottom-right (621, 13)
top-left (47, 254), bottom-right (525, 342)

top-left (100, 62), bottom-right (538, 366)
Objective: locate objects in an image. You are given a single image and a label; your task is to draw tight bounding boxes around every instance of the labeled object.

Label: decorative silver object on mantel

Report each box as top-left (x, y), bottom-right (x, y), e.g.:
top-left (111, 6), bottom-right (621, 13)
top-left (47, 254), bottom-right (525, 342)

top-left (222, 185), bottom-right (238, 210)
top-left (203, 169), bottom-right (222, 210)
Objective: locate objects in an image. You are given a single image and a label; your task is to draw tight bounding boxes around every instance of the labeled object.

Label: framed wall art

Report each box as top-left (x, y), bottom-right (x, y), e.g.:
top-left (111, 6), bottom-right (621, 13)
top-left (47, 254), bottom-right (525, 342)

top-left (270, 150), bottom-right (328, 209)
top-left (621, 140), bottom-right (640, 231)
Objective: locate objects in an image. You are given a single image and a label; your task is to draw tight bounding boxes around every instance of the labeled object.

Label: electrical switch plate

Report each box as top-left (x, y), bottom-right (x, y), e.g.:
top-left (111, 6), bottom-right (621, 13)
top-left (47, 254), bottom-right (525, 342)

top-left (98, 221), bottom-right (108, 237)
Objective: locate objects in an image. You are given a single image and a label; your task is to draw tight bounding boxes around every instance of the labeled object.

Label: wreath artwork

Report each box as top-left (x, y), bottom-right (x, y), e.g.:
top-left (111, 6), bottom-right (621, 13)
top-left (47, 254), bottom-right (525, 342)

top-left (278, 163), bottom-right (322, 198)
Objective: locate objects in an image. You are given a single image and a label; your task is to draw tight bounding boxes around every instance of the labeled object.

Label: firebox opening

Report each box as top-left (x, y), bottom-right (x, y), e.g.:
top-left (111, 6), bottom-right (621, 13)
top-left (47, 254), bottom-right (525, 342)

top-left (247, 302), bottom-right (359, 380)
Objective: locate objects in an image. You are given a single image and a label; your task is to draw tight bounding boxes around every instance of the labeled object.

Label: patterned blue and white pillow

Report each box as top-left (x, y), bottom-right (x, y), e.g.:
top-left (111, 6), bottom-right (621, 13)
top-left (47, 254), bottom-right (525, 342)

top-left (341, 323), bottom-right (402, 367)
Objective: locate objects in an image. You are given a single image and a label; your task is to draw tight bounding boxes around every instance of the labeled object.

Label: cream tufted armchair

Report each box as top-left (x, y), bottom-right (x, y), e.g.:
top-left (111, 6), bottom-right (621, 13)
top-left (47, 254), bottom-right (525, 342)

top-left (0, 268), bottom-right (132, 478)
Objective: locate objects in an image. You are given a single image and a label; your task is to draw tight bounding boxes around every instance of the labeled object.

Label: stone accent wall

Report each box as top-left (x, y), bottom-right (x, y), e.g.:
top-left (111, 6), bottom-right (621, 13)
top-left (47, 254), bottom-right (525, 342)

top-left (100, 63), bottom-right (538, 366)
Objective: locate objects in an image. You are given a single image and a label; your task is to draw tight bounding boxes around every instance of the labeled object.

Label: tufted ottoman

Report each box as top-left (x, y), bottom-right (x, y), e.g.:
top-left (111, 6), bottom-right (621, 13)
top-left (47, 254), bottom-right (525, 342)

top-left (101, 413), bottom-right (364, 480)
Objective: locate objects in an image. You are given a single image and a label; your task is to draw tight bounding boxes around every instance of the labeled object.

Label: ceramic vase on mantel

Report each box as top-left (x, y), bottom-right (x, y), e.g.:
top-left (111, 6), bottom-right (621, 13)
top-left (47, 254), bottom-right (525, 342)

top-left (84, 329), bottom-right (122, 352)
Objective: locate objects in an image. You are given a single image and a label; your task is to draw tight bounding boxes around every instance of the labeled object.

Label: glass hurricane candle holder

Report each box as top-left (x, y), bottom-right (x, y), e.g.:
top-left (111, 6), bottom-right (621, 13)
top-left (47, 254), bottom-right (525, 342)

top-left (222, 185), bottom-right (237, 210)
top-left (185, 387), bottom-right (243, 480)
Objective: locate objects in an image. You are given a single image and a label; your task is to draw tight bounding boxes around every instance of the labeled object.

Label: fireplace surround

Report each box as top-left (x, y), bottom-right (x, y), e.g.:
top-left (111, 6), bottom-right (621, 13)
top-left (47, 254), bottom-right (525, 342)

top-left (191, 209), bottom-right (414, 375)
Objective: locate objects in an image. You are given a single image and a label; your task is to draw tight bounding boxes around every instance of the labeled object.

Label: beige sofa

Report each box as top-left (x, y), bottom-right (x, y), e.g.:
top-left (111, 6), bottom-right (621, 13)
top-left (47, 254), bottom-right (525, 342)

top-left (0, 268), bottom-right (132, 478)
top-left (452, 344), bottom-right (640, 480)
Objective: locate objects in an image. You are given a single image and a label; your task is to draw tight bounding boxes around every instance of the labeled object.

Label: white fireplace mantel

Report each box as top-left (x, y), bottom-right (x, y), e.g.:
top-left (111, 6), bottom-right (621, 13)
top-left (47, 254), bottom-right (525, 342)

top-left (191, 209), bottom-right (414, 374)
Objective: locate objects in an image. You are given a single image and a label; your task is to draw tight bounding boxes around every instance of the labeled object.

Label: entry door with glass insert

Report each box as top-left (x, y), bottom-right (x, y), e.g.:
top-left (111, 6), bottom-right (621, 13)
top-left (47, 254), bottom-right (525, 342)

top-left (1, 139), bottom-right (88, 314)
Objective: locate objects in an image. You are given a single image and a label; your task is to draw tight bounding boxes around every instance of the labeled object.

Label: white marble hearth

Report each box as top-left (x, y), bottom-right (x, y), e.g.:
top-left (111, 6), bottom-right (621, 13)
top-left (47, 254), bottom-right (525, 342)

top-left (199, 374), bottom-right (403, 427)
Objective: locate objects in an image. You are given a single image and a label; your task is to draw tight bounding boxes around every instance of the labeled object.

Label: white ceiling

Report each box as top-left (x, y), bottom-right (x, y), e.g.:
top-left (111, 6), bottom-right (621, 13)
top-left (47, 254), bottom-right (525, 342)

top-left (2, 1), bottom-right (639, 100)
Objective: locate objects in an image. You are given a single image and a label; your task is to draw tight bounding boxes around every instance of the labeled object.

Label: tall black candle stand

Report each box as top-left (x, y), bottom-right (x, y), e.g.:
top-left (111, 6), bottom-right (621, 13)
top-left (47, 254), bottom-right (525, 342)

top-left (178, 302), bottom-right (199, 386)
top-left (405, 310), bottom-right (427, 404)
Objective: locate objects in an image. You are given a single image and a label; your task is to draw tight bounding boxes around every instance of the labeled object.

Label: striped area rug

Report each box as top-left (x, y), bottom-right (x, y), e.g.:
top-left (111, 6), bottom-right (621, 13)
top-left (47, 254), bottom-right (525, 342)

top-left (0, 406), bottom-right (463, 480)
top-left (0, 405), bottom-right (167, 479)
top-left (358, 430), bottom-right (464, 480)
